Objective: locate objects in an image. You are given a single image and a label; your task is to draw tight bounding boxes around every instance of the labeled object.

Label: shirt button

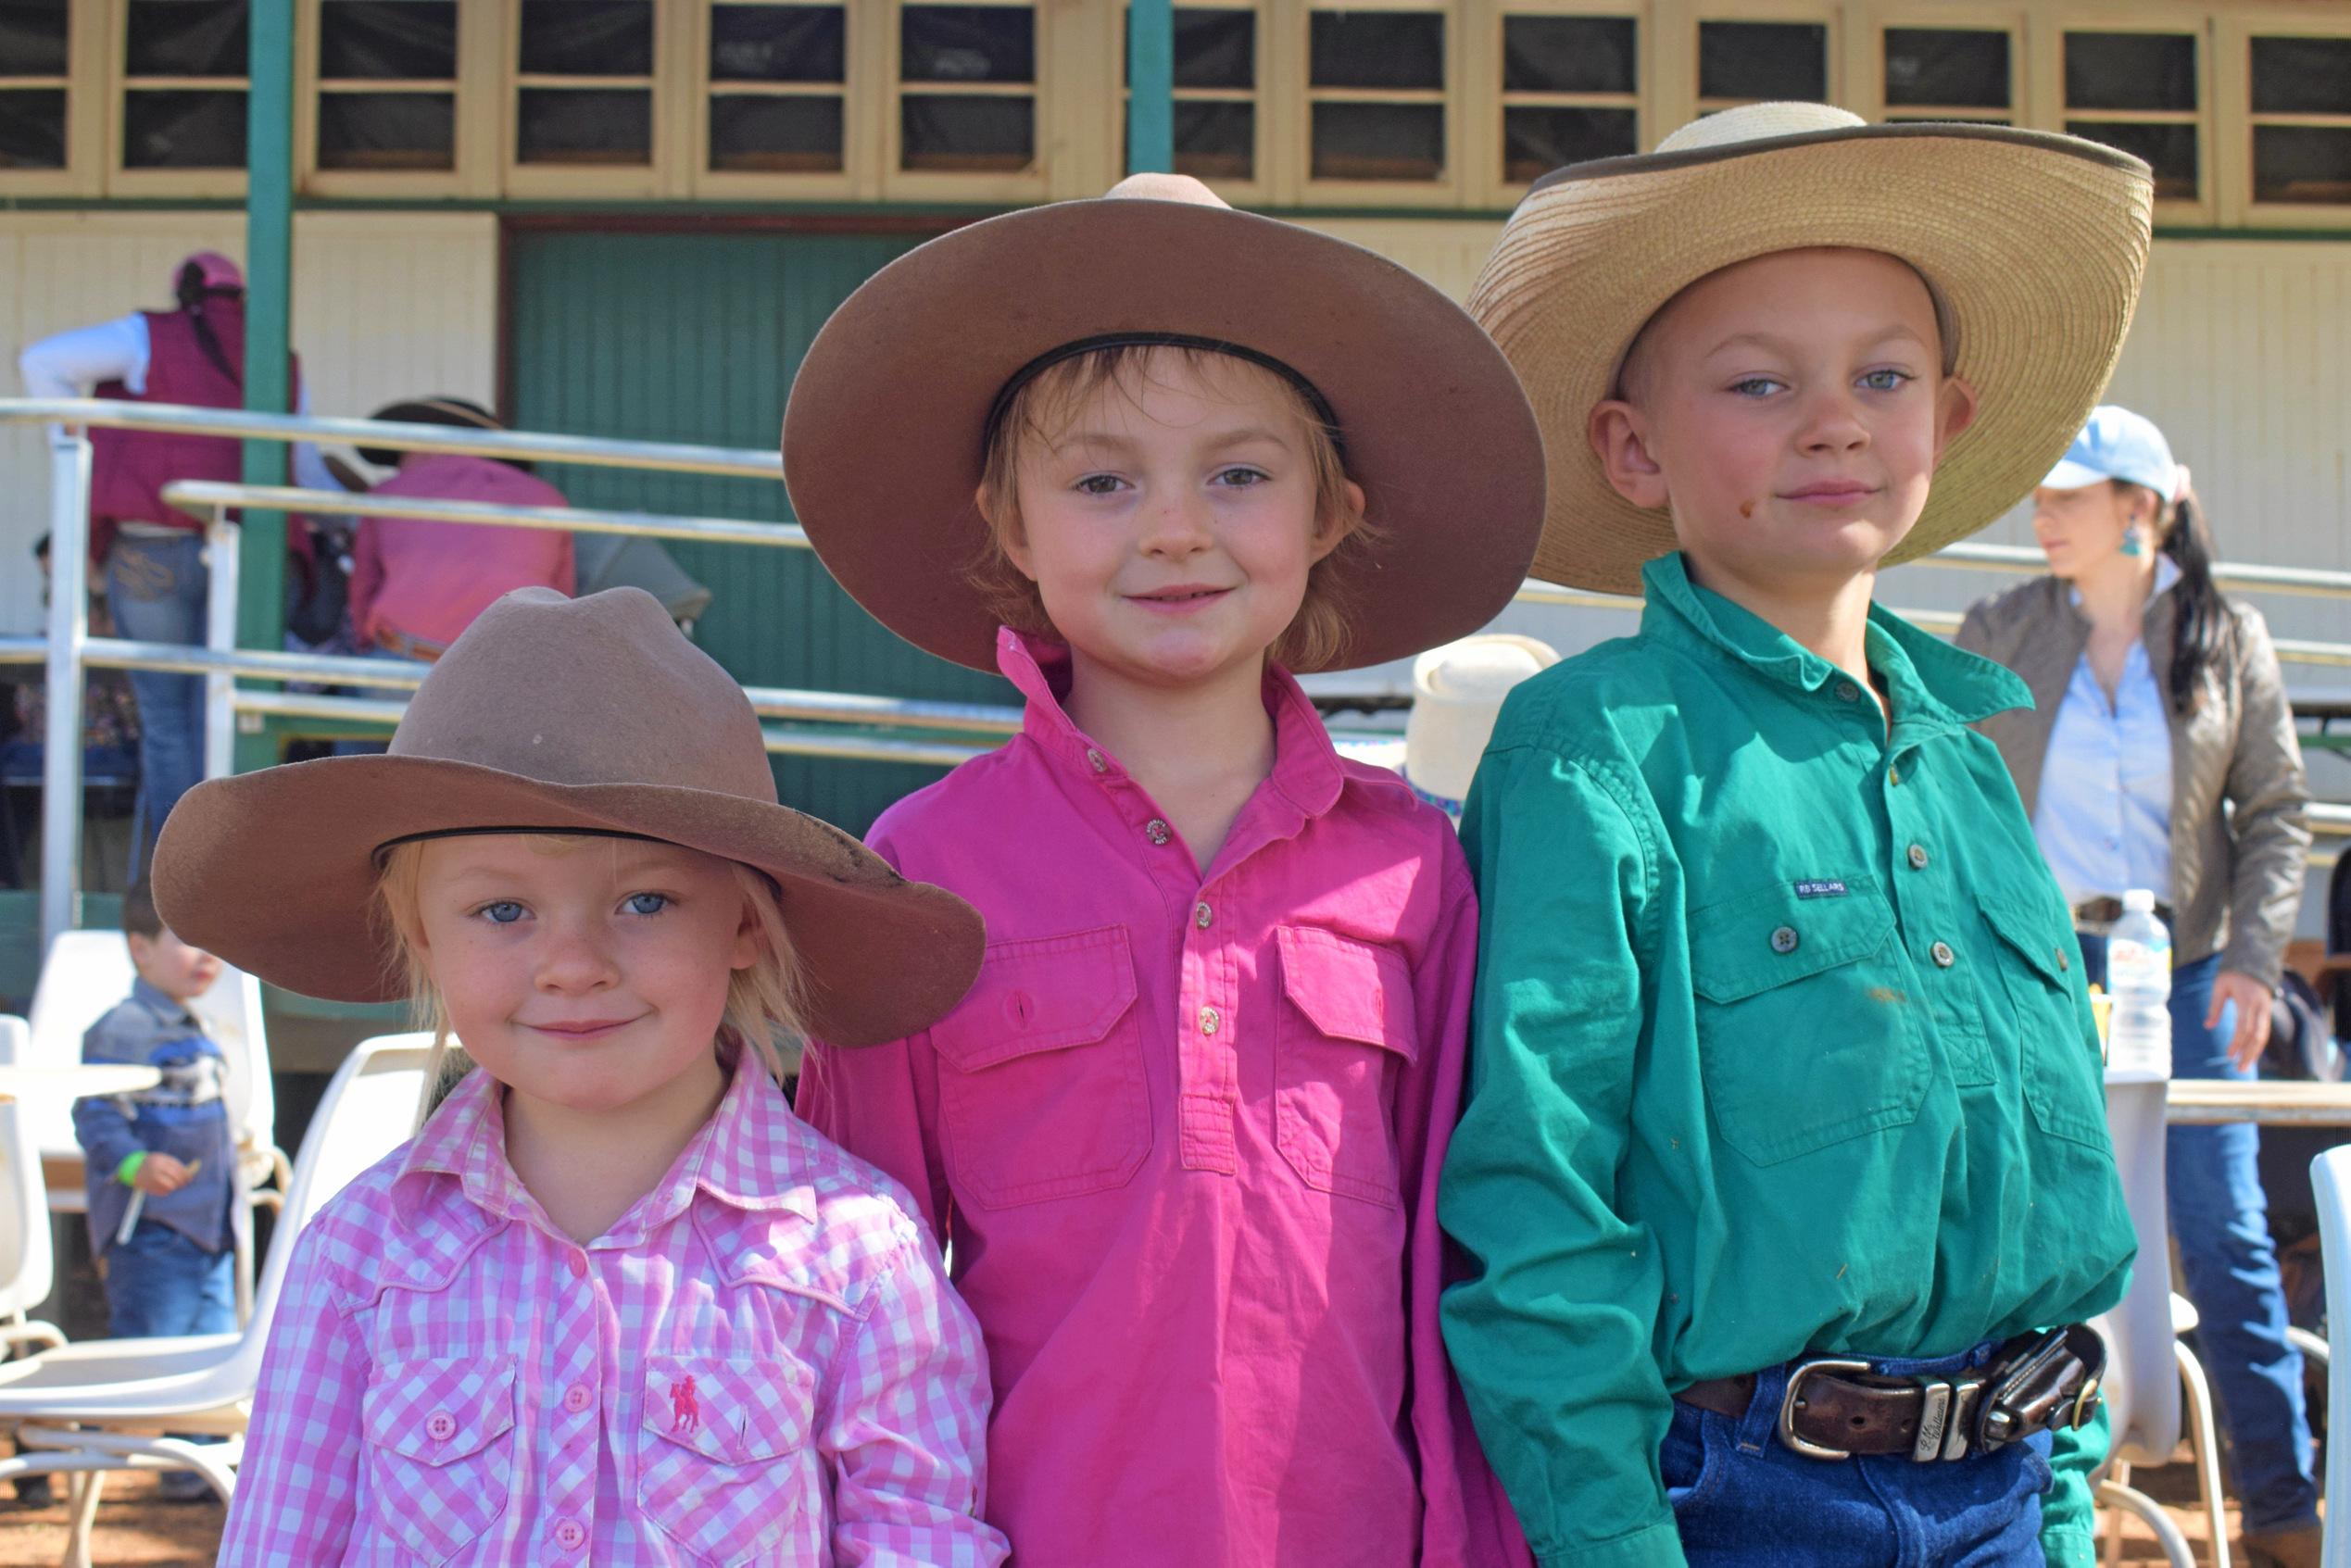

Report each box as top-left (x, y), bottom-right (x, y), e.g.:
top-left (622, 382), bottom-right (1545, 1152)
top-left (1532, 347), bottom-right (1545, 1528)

top-left (1194, 901), bottom-right (1213, 929)
top-left (1086, 747), bottom-right (1107, 774)
top-left (565, 1251), bottom-right (585, 1279)
top-left (1146, 819), bottom-right (1172, 846)
top-left (1889, 765), bottom-right (1902, 786)
top-left (2056, 946), bottom-right (2071, 972)
top-left (1770, 925), bottom-right (1800, 955)
top-left (425, 1411), bottom-right (456, 1442)
top-left (563, 1384), bottom-right (592, 1413)
top-left (1931, 941), bottom-right (1956, 969)
top-left (1198, 1005), bottom-right (1222, 1036)
top-left (553, 1518), bottom-right (585, 1551)
top-left (1907, 844), bottom-right (1930, 871)
top-left (1836, 683), bottom-right (1860, 703)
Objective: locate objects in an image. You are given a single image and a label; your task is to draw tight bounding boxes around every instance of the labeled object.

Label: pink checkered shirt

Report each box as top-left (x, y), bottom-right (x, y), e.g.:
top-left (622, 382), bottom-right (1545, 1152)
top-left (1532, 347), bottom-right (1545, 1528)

top-left (221, 1047), bottom-right (1005, 1566)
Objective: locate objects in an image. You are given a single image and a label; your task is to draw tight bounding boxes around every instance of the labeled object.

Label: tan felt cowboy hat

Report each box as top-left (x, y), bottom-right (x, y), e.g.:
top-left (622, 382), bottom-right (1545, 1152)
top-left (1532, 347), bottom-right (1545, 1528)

top-left (150, 587), bottom-right (984, 1047)
top-left (782, 172), bottom-right (1547, 674)
top-left (1472, 102), bottom-right (2155, 596)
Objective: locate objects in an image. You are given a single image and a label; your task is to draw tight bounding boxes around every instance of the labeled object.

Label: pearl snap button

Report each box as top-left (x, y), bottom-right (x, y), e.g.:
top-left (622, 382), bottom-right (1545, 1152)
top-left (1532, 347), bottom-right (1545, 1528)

top-left (2056, 946), bottom-right (2071, 972)
top-left (1086, 747), bottom-right (1107, 773)
top-left (1770, 926), bottom-right (1799, 955)
top-left (1198, 1006), bottom-right (1221, 1035)
top-left (1146, 819), bottom-right (1172, 846)
top-left (1194, 901), bottom-right (1213, 929)
top-left (1932, 941), bottom-right (1956, 969)
top-left (426, 1411), bottom-right (456, 1441)
top-left (1836, 683), bottom-right (1859, 702)
top-left (1907, 844), bottom-right (1930, 871)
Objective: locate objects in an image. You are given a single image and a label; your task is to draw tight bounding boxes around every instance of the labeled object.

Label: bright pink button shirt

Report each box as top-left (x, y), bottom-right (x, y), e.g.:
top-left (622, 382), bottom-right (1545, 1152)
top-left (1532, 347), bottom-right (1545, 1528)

top-left (222, 1047), bottom-right (1007, 1567)
top-left (348, 453), bottom-right (576, 653)
top-left (798, 631), bottom-right (1528, 1568)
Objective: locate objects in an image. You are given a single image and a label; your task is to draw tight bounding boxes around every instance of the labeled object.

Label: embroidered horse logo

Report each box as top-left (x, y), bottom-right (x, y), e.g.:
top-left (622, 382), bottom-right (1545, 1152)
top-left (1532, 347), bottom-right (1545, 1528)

top-left (669, 1375), bottom-right (699, 1434)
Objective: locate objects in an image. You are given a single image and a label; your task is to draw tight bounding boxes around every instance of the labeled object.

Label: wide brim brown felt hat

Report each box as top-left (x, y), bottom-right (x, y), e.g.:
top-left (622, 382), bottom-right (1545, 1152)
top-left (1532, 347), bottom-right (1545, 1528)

top-left (150, 587), bottom-right (983, 1047)
top-left (1471, 103), bottom-right (2156, 595)
top-left (782, 173), bottom-right (1547, 674)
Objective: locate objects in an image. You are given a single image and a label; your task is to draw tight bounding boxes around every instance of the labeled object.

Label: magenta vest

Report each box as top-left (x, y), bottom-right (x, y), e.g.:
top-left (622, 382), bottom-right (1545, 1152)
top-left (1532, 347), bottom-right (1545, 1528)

top-left (87, 303), bottom-right (302, 560)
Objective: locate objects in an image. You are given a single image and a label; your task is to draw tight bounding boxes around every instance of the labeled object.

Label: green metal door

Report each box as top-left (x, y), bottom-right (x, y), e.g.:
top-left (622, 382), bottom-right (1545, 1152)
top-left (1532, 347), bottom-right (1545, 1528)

top-left (505, 226), bottom-right (1010, 834)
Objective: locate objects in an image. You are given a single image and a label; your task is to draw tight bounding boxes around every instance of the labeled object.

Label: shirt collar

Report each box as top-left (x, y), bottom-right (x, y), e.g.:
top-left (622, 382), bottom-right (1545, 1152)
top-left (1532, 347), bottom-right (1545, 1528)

top-left (1640, 551), bottom-right (2029, 730)
top-left (395, 1043), bottom-right (814, 1241)
top-left (2065, 551), bottom-right (2181, 609)
top-left (130, 977), bottom-right (195, 1024)
top-left (993, 627), bottom-right (1346, 821)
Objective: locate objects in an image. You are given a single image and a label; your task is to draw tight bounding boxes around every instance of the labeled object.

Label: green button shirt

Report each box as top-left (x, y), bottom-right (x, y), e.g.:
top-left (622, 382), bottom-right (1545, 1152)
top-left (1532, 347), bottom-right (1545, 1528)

top-left (1440, 554), bottom-right (2134, 1568)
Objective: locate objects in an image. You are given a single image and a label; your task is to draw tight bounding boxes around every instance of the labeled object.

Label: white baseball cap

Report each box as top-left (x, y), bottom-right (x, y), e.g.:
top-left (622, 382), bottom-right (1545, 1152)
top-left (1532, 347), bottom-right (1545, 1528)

top-left (2042, 405), bottom-right (2180, 503)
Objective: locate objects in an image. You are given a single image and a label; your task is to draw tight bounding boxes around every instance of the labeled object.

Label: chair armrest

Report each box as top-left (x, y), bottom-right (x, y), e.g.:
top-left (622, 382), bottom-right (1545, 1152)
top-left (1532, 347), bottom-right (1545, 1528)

top-left (0, 1321), bottom-right (66, 1356)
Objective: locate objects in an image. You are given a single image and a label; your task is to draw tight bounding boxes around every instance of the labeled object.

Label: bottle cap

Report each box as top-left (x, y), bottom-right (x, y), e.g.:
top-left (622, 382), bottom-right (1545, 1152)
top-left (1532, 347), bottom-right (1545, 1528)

top-left (2123, 888), bottom-right (2156, 912)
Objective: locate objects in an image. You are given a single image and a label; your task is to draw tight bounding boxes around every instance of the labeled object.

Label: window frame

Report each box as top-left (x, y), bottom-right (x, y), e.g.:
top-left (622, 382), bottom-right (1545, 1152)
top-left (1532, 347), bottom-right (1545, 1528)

top-left (1120, 0), bottom-right (1268, 204)
top-left (689, 0), bottom-right (863, 200)
top-left (109, 0), bottom-right (254, 197)
top-left (1689, 2), bottom-right (1841, 119)
top-left (1482, 0), bottom-right (1646, 207)
top-left (1290, 0), bottom-right (1461, 207)
top-left (498, 0), bottom-right (673, 199)
top-left (0, 0), bottom-right (101, 194)
top-left (1867, 8), bottom-right (2023, 128)
top-left (2218, 9), bottom-right (2351, 228)
top-left (884, 0), bottom-right (1048, 203)
top-left (296, 0), bottom-right (496, 199)
top-left (2051, 9), bottom-right (2215, 224)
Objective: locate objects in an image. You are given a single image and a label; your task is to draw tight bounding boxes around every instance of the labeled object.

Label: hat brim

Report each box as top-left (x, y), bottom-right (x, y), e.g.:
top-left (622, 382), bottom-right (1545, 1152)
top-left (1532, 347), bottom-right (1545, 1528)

top-left (151, 755), bottom-right (982, 1047)
top-left (1471, 123), bottom-right (2154, 595)
top-left (782, 199), bottom-right (1547, 674)
top-left (2040, 458), bottom-right (2111, 491)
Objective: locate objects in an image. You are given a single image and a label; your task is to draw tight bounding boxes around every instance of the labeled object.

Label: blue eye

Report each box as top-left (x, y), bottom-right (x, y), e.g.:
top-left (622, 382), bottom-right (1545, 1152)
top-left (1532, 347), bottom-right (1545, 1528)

top-left (1859, 369), bottom-right (1914, 393)
top-left (1075, 473), bottom-right (1125, 496)
top-left (623, 893), bottom-right (670, 917)
top-left (478, 901), bottom-right (525, 925)
top-left (1729, 377), bottom-right (1784, 398)
top-left (1212, 466), bottom-right (1269, 488)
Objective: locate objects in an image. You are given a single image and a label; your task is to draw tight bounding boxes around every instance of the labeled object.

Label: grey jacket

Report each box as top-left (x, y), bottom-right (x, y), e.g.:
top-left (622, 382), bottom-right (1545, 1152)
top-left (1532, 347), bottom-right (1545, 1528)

top-left (1955, 574), bottom-right (2310, 984)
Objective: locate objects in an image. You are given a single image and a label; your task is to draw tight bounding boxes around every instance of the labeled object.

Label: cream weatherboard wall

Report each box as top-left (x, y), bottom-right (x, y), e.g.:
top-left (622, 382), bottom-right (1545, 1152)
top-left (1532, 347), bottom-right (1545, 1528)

top-left (0, 211), bottom-right (497, 636)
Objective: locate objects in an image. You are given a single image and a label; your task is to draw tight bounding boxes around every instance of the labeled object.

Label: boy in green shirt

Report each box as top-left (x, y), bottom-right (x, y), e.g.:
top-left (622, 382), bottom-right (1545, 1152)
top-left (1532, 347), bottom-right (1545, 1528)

top-left (1440, 104), bottom-right (2153, 1568)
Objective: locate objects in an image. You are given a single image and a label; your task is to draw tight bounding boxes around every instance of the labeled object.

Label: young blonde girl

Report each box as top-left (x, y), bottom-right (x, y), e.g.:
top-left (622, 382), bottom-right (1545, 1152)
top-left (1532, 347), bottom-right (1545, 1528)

top-left (152, 585), bottom-right (1007, 1566)
top-left (782, 174), bottom-right (1546, 1565)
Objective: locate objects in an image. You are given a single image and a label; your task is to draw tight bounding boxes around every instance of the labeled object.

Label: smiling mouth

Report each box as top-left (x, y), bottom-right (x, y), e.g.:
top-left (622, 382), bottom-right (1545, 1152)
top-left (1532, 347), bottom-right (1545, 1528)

top-left (525, 1018), bottom-right (640, 1040)
top-left (1781, 483), bottom-right (1879, 503)
top-left (1129, 586), bottom-right (1233, 606)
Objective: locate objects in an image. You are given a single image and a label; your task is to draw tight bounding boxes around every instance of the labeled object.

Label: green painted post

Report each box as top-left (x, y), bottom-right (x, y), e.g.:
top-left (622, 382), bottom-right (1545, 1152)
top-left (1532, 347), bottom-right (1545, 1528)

top-left (1127, 0), bottom-right (1174, 174)
top-left (237, 0), bottom-right (295, 771)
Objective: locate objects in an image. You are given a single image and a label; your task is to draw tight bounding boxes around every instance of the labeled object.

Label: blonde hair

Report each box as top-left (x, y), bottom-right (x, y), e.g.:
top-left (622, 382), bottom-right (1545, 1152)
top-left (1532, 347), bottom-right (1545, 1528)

top-left (973, 342), bottom-right (1377, 672)
top-left (374, 834), bottom-right (809, 1122)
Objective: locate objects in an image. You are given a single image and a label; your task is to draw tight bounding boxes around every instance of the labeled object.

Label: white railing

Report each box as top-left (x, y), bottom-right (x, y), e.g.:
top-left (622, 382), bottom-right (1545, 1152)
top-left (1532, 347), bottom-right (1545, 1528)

top-left (9, 397), bottom-right (2351, 953)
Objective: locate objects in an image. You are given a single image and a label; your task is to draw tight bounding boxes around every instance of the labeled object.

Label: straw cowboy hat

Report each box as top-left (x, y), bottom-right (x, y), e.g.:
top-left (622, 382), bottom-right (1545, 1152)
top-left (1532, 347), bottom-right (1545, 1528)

top-left (1472, 102), bottom-right (2156, 595)
top-left (782, 172), bottom-right (1547, 674)
top-left (151, 587), bottom-right (984, 1047)
top-left (1403, 633), bottom-right (1560, 815)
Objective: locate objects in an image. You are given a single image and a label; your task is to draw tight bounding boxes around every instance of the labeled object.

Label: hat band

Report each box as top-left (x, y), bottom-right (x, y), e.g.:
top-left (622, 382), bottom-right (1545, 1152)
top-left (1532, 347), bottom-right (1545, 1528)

top-left (981, 332), bottom-right (1343, 453)
top-left (371, 824), bottom-right (660, 864)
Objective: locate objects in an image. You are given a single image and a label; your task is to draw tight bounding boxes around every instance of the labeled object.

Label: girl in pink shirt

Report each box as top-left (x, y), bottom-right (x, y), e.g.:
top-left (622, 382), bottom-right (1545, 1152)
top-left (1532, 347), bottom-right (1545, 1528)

top-left (152, 586), bottom-right (1008, 1566)
top-left (784, 175), bottom-right (1546, 1566)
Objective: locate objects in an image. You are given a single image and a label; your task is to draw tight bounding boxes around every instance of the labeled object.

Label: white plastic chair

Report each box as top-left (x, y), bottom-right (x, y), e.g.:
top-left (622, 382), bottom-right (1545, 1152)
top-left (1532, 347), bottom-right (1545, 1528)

top-left (25, 930), bottom-right (288, 1321)
top-left (0, 1034), bottom-right (432, 1568)
top-left (2093, 1077), bottom-right (2231, 1568)
top-left (2310, 1146), bottom-right (2351, 1568)
top-left (0, 1018), bottom-right (66, 1361)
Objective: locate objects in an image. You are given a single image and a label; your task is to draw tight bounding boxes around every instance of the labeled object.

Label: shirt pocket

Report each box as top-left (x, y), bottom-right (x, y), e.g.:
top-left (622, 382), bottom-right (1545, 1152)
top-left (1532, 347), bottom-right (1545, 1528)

top-left (637, 1353), bottom-right (817, 1567)
top-left (360, 1355), bottom-right (518, 1566)
top-left (1980, 895), bottom-right (2110, 1150)
top-left (1274, 926), bottom-right (1419, 1207)
top-left (1689, 874), bottom-right (1930, 1166)
top-left (929, 925), bottom-right (1153, 1210)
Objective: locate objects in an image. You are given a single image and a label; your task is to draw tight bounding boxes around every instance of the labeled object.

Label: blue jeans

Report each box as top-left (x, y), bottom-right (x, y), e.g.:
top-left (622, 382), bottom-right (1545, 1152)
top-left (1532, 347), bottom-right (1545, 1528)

top-left (1663, 1340), bottom-right (2054, 1564)
top-left (104, 533), bottom-right (208, 873)
top-left (104, 1219), bottom-right (233, 1340)
top-left (2078, 938), bottom-right (2320, 1533)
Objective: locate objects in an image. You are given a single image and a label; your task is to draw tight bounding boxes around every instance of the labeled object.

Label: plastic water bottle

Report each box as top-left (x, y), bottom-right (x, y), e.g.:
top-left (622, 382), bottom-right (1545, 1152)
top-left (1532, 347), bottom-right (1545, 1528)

top-left (2105, 889), bottom-right (2173, 1083)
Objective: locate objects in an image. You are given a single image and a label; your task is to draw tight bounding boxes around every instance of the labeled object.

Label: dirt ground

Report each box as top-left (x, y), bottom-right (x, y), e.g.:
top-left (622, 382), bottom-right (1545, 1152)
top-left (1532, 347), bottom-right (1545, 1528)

top-left (0, 1455), bottom-right (2304, 1566)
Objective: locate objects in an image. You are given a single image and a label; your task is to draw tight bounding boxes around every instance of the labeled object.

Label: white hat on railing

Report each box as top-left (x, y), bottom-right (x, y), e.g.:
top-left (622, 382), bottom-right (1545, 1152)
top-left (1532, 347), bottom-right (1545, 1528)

top-left (1403, 633), bottom-right (1561, 819)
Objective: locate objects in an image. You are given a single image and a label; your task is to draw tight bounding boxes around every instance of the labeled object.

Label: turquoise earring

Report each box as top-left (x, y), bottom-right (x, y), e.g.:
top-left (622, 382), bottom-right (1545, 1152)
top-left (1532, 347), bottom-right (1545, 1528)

top-left (2119, 529), bottom-right (2146, 558)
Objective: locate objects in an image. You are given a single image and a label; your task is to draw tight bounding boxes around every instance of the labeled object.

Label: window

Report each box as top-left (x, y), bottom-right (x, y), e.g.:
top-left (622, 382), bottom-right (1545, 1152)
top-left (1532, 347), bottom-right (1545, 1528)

top-left (1882, 27), bottom-right (2009, 124)
top-left (124, 0), bottom-right (247, 169)
top-left (2248, 35), bottom-right (2351, 207)
top-left (1501, 12), bottom-right (1638, 184)
top-left (1698, 19), bottom-right (1826, 107)
top-left (515, 0), bottom-right (652, 167)
top-left (316, 0), bottom-right (455, 171)
top-left (2063, 31), bottom-right (2198, 203)
top-left (0, 1), bottom-right (67, 169)
top-left (1125, 6), bottom-right (1255, 183)
top-left (708, 2), bottom-right (846, 174)
top-left (899, 4), bottom-right (1034, 175)
top-left (1308, 8), bottom-right (1444, 183)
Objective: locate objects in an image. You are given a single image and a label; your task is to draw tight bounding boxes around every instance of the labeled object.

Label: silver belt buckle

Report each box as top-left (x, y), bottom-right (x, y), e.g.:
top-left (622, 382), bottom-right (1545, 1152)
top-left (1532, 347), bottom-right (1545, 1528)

top-left (1777, 1358), bottom-right (1872, 1461)
top-left (1913, 1374), bottom-right (1987, 1462)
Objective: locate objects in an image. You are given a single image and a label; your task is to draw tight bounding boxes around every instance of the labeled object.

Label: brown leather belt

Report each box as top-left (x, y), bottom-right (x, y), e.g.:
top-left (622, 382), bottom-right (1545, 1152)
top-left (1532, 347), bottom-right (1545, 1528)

top-left (1674, 1325), bottom-right (2106, 1463)
top-left (2071, 895), bottom-right (2174, 930)
top-left (373, 624), bottom-right (449, 663)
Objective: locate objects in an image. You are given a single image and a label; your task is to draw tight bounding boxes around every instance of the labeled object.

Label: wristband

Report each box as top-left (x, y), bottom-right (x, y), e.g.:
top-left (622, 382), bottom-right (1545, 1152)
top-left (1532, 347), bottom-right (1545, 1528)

top-left (116, 1152), bottom-right (146, 1186)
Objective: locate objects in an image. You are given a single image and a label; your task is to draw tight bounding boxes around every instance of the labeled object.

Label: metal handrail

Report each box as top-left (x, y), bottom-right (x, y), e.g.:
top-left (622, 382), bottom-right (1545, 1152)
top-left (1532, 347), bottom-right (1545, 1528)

top-left (164, 481), bottom-right (805, 549)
